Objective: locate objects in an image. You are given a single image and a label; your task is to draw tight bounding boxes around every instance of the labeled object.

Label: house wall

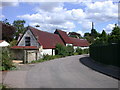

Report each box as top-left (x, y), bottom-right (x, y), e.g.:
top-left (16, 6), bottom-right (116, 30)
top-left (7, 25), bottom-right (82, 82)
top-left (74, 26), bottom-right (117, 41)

top-left (66, 43), bottom-right (73, 46)
top-left (74, 46), bottom-right (89, 50)
top-left (18, 30), bottom-right (39, 46)
top-left (41, 49), bottom-right (55, 56)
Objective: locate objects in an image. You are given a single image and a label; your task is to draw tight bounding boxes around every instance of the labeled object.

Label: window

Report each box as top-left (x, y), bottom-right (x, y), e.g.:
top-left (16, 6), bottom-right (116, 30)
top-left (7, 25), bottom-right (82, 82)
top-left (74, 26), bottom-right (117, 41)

top-left (25, 37), bottom-right (31, 46)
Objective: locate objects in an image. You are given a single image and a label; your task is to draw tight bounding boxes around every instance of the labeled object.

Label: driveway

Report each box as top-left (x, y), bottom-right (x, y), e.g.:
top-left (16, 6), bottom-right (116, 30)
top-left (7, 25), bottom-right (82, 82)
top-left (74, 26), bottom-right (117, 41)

top-left (3, 55), bottom-right (119, 88)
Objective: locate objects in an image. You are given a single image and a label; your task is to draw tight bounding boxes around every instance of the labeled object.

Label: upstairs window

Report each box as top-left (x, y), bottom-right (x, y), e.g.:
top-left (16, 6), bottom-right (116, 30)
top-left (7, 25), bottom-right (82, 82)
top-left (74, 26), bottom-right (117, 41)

top-left (25, 37), bottom-right (31, 46)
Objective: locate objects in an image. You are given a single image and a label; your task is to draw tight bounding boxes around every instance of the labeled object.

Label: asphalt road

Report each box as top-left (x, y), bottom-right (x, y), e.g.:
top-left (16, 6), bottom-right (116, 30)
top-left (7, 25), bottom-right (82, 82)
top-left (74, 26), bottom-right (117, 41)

top-left (3, 55), bottom-right (119, 88)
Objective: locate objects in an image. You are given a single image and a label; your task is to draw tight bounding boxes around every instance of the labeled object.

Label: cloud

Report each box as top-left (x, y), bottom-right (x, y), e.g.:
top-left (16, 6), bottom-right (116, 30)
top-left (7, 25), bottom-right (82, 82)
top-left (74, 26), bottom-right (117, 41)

top-left (103, 23), bottom-right (115, 33)
top-left (17, 1), bottom-right (118, 33)
top-left (0, 15), bottom-right (5, 20)
top-left (85, 1), bottom-right (118, 22)
top-left (77, 30), bottom-right (84, 36)
top-left (0, 2), bottom-right (19, 7)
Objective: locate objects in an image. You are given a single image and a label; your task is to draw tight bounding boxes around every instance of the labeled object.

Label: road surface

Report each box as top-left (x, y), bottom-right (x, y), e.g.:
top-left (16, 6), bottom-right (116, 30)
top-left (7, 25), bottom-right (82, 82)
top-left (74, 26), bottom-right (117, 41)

top-left (3, 55), bottom-right (119, 88)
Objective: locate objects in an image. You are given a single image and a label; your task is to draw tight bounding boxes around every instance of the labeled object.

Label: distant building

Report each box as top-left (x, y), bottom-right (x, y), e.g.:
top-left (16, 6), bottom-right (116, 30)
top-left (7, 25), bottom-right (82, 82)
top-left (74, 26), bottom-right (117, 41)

top-left (0, 40), bottom-right (10, 47)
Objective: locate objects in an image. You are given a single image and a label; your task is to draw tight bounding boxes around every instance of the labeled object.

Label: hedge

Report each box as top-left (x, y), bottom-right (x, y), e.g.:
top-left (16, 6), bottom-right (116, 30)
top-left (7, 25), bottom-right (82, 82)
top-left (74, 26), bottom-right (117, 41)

top-left (89, 43), bottom-right (120, 67)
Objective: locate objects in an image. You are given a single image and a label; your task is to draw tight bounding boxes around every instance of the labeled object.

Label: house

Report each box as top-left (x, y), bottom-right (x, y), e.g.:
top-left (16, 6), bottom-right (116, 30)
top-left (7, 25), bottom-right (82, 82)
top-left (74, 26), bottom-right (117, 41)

top-left (11, 26), bottom-right (89, 63)
top-left (54, 29), bottom-right (89, 49)
top-left (11, 26), bottom-right (64, 63)
top-left (54, 29), bottom-right (73, 46)
top-left (0, 40), bottom-right (10, 47)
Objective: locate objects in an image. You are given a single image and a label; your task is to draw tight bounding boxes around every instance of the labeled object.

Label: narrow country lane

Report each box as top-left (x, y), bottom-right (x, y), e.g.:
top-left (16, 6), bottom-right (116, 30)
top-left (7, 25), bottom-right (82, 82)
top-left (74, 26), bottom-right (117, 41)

top-left (3, 55), bottom-right (119, 88)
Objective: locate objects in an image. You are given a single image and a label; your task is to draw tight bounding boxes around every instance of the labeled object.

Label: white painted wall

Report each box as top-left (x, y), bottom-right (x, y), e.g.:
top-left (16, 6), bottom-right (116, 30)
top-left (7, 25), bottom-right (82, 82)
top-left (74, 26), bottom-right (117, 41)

top-left (0, 41), bottom-right (9, 47)
top-left (18, 29), bottom-right (39, 46)
top-left (66, 43), bottom-right (73, 46)
top-left (41, 49), bottom-right (55, 56)
top-left (74, 46), bottom-right (89, 50)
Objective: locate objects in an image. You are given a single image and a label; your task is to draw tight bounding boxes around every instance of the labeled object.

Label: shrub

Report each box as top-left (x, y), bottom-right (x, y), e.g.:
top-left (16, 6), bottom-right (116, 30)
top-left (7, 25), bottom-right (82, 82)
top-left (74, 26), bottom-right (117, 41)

top-left (75, 47), bottom-right (83, 55)
top-left (1, 47), bottom-right (15, 70)
top-left (55, 44), bottom-right (67, 57)
top-left (73, 52), bottom-right (79, 55)
top-left (83, 48), bottom-right (89, 54)
top-left (30, 55), bottom-right (62, 63)
top-left (66, 45), bottom-right (74, 56)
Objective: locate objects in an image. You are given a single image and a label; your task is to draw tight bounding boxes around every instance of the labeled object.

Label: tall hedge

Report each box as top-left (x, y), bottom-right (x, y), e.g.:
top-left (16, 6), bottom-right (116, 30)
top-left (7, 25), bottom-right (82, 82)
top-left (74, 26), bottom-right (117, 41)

top-left (90, 43), bottom-right (120, 67)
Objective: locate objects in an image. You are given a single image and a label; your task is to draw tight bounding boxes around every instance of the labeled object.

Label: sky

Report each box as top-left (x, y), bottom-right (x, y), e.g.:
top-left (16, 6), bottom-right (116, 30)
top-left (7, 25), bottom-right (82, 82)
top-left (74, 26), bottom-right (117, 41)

top-left (0, 0), bottom-right (119, 36)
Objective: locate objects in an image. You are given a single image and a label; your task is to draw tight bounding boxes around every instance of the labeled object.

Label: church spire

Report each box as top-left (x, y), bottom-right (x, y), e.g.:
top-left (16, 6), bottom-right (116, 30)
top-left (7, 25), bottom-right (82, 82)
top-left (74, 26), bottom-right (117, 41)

top-left (92, 22), bottom-right (94, 29)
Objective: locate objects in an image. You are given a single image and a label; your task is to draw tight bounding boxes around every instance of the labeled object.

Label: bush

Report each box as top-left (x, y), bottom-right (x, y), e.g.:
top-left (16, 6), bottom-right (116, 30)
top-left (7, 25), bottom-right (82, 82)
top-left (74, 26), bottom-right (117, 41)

top-left (75, 47), bottom-right (83, 55)
top-left (55, 44), bottom-right (67, 57)
top-left (30, 55), bottom-right (62, 63)
top-left (55, 44), bottom-right (74, 57)
top-left (1, 47), bottom-right (15, 70)
top-left (83, 48), bottom-right (89, 54)
top-left (66, 45), bottom-right (74, 56)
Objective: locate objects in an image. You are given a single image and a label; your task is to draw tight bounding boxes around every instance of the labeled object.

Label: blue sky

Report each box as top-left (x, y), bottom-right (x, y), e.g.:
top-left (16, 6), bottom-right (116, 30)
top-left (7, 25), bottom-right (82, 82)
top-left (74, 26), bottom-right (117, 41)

top-left (1, 0), bottom-right (119, 36)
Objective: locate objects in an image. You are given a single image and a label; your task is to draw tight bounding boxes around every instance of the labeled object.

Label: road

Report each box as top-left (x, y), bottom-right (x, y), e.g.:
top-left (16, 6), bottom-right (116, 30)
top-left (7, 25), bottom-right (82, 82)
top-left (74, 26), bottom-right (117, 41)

top-left (3, 55), bottom-right (119, 88)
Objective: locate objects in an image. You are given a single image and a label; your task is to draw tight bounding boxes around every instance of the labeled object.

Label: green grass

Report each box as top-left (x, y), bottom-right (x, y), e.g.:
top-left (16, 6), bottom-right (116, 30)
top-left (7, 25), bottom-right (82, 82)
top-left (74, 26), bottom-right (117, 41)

top-left (0, 84), bottom-right (7, 89)
top-left (30, 55), bottom-right (62, 64)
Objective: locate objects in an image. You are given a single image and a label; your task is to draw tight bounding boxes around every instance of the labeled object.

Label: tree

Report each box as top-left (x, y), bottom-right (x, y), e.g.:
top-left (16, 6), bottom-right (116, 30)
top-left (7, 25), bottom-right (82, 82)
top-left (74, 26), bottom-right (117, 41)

top-left (2, 19), bottom-right (11, 25)
top-left (101, 30), bottom-right (107, 38)
top-left (84, 32), bottom-right (90, 37)
top-left (1, 22), bottom-right (16, 42)
top-left (111, 24), bottom-right (120, 36)
top-left (91, 29), bottom-right (99, 38)
top-left (108, 24), bottom-right (120, 43)
top-left (13, 20), bottom-right (26, 40)
top-left (68, 32), bottom-right (81, 38)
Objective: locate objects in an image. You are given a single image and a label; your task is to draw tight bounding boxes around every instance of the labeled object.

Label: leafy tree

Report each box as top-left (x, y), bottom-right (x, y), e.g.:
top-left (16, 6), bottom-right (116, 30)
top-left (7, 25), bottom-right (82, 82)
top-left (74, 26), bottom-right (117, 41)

top-left (2, 19), bottom-right (11, 25)
top-left (91, 29), bottom-right (99, 38)
top-left (13, 20), bottom-right (26, 40)
top-left (68, 32), bottom-right (81, 38)
top-left (2, 22), bottom-right (16, 42)
top-left (9, 40), bottom-right (17, 47)
top-left (35, 25), bottom-right (40, 27)
top-left (84, 32), bottom-right (90, 37)
top-left (101, 30), bottom-right (107, 38)
top-left (111, 24), bottom-right (120, 36)
top-left (108, 24), bottom-right (120, 43)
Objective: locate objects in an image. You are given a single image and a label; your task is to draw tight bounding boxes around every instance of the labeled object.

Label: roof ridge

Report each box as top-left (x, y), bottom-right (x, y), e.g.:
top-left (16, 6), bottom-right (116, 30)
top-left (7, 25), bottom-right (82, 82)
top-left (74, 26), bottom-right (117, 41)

top-left (29, 26), bottom-right (58, 35)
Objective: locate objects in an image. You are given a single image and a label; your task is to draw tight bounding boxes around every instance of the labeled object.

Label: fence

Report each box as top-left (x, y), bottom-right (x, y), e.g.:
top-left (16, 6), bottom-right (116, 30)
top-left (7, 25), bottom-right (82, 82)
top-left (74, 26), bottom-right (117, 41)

top-left (89, 43), bottom-right (120, 67)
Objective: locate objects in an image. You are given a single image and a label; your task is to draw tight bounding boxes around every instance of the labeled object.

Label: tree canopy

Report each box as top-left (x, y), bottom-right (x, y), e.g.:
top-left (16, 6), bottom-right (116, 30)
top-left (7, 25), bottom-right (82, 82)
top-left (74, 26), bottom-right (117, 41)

top-left (13, 20), bottom-right (26, 40)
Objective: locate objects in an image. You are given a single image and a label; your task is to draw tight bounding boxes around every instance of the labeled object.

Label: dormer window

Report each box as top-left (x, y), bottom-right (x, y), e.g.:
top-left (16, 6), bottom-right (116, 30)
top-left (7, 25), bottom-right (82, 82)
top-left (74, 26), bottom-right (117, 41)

top-left (25, 37), bottom-right (31, 46)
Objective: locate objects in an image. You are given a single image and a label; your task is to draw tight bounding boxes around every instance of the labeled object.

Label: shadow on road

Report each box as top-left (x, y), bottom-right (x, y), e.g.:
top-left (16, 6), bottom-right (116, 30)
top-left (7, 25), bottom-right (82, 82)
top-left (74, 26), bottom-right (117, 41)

top-left (79, 57), bottom-right (120, 80)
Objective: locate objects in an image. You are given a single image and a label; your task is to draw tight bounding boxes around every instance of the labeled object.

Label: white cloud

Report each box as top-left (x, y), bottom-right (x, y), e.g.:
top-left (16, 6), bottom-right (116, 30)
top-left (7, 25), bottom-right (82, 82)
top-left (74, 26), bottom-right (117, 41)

top-left (17, 1), bottom-right (118, 33)
top-left (77, 30), bottom-right (84, 36)
top-left (85, 1), bottom-right (118, 22)
top-left (103, 23), bottom-right (115, 33)
top-left (0, 15), bottom-right (5, 20)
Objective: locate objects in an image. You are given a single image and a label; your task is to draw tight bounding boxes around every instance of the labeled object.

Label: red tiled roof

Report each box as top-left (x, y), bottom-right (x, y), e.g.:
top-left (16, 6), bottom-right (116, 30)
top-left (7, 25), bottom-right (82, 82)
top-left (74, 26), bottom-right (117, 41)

top-left (0, 40), bottom-right (4, 43)
top-left (11, 46), bottom-right (38, 49)
top-left (54, 29), bottom-right (73, 44)
top-left (69, 37), bottom-right (89, 47)
top-left (28, 26), bottom-right (65, 49)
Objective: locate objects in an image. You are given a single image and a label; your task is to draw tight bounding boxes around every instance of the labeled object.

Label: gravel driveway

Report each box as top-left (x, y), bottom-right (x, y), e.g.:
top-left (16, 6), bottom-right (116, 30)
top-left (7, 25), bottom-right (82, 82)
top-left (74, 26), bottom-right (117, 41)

top-left (3, 55), bottom-right (119, 88)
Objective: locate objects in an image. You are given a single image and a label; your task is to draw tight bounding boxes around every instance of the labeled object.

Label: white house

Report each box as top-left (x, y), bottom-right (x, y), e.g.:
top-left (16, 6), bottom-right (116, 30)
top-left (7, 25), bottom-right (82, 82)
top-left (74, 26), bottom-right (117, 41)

top-left (0, 40), bottom-right (10, 47)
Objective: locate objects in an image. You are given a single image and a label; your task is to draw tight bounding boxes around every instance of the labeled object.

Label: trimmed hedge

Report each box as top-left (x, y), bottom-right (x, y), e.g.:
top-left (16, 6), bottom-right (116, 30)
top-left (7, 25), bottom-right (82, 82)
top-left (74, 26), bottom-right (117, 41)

top-left (90, 43), bottom-right (120, 67)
